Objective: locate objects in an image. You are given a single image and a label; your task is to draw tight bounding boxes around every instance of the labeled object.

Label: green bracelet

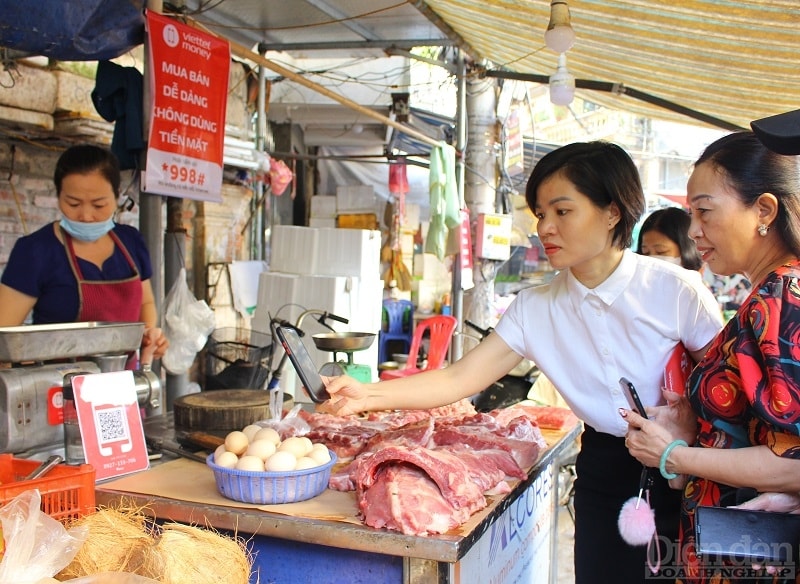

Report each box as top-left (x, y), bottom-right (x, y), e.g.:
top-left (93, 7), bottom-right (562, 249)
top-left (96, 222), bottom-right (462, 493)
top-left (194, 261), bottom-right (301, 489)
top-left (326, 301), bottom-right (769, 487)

top-left (659, 439), bottom-right (687, 480)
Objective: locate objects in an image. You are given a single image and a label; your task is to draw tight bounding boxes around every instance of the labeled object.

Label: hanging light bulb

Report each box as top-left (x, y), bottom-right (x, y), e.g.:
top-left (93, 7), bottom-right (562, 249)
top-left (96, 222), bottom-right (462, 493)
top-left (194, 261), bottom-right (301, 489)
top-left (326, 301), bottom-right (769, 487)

top-left (544, 0), bottom-right (576, 53)
top-left (549, 53), bottom-right (575, 106)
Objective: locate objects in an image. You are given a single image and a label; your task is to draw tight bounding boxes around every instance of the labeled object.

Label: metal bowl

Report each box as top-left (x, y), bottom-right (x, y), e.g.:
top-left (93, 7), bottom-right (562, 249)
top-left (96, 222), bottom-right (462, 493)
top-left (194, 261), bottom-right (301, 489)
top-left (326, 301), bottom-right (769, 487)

top-left (311, 332), bottom-right (376, 352)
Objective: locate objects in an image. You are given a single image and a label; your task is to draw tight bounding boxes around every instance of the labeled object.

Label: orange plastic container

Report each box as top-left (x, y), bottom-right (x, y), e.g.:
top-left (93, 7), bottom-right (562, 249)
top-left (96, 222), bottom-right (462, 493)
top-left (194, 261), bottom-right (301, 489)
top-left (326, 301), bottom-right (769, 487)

top-left (0, 453), bottom-right (95, 522)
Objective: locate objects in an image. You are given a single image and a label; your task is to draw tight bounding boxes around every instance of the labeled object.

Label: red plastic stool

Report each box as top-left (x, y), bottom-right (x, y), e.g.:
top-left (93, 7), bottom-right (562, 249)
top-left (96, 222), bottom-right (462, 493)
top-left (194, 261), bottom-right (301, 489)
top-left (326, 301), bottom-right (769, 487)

top-left (379, 314), bottom-right (457, 380)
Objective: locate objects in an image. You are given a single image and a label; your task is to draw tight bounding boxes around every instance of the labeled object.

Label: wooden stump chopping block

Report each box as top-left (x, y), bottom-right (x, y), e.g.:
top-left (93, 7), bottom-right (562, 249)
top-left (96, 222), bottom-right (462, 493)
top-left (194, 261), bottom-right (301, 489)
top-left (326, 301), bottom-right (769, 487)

top-left (173, 389), bottom-right (273, 431)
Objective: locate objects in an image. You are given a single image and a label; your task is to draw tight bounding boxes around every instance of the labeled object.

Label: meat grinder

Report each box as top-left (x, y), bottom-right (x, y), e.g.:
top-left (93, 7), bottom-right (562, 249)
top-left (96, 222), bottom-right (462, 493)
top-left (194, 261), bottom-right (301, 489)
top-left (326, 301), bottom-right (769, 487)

top-left (0, 322), bottom-right (162, 457)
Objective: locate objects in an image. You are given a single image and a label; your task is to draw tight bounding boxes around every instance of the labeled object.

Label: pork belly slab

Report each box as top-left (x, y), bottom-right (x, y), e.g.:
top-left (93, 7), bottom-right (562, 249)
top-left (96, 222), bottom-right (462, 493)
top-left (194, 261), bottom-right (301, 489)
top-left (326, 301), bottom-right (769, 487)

top-left (358, 464), bottom-right (472, 535)
top-left (356, 445), bottom-right (487, 515)
top-left (354, 442), bottom-right (529, 535)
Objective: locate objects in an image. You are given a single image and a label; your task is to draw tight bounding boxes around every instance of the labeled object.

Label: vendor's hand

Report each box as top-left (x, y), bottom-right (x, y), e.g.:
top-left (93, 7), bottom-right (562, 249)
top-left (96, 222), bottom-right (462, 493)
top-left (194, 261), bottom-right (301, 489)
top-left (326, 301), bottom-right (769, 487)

top-left (142, 327), bottom-right (169, 361)
top-left (318, 374), bottom-right (368, 416)
top-left (733, 492), bottom-right (800, 515)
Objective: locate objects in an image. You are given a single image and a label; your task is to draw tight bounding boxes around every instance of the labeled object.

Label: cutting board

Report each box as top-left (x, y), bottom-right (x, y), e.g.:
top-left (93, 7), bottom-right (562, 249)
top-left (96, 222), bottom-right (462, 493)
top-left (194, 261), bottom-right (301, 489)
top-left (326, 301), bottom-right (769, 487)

top-left (173, 389), bottom-right (276, 431)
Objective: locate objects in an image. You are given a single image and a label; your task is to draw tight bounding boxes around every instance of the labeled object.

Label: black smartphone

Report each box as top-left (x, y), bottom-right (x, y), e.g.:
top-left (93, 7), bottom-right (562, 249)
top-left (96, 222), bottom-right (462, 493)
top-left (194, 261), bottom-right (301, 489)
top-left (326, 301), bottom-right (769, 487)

top-left (695, 505), bottom-right (800, 563)
top-left (275, 325), bottom-right (330, 403)
top-left (619, 376), bottom-right (648, 419)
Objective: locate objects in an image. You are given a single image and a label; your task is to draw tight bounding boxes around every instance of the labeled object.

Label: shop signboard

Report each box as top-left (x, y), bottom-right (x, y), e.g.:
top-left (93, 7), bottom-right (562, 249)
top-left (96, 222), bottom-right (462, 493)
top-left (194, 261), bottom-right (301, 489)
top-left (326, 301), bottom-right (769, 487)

top-left (143, 11), bottom-right (230, 202)
top-left (453, 464), bottom-right (556, 584)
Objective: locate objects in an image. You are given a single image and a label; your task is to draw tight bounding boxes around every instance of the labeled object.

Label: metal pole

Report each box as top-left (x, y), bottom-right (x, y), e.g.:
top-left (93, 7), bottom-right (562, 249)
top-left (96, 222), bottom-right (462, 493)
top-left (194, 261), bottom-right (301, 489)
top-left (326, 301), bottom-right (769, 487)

top-left (253, 44), bottom-right (268, 261)
top-left (164, 201), bottom-right (189, 408)
top-left (141, 0), bottom-right (166, 416)
top-left (450, 50), bottom-right (467, 361)
top-left (143, 0), bottom-right (189, 410)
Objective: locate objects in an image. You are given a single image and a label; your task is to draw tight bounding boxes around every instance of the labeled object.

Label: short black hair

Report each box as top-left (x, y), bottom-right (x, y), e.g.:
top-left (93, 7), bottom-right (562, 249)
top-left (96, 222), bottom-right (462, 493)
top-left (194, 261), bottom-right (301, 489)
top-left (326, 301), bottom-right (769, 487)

top-left (525, 141), bottom-right (645, 249)
top-left (54, 144), bottom-right (121, 197)
top-left (636, 207), bottom-right (703, 270)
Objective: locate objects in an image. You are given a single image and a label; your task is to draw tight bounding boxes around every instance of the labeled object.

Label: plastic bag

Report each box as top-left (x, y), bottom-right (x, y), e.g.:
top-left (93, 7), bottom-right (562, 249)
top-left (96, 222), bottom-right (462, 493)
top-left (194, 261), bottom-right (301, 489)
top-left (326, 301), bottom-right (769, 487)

top-left (268, 159), bottom-right (293, 196)
top-left (256, 403), bottom-right (310, 439)
top-left (0, 489), bottom-right (88, 584)
top-left (161, 268), bottom-right (216, 374)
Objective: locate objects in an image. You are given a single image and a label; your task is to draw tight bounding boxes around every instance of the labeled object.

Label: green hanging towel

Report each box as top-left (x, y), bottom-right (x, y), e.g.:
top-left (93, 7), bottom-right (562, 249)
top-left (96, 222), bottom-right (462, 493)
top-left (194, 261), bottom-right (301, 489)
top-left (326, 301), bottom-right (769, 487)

top-left (425, 142), bottom-right (460, 260)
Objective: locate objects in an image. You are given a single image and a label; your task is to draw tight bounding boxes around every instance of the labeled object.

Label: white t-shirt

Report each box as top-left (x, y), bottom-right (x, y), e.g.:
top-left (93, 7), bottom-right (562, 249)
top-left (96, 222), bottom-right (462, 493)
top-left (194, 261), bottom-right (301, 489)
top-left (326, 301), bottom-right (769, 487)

top-left (494, 250), bottom-right (723, 436)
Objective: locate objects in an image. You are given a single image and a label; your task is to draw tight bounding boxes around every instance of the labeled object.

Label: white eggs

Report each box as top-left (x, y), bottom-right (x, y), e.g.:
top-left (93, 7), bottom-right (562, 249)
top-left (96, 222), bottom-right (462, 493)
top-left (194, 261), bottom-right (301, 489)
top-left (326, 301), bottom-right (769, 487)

top-left (214, 444), bottom-right (228, 460)
top-left (278, 436), bottom-right (308, 459)
top-left (253, 427), bottom-right (281, 445)
top-left (265, 450), bottom-right (297, 472)
top-left (309, 447), bottom-right (331, 465)
top-left (311, 442), bottom-right (329, 455)
top-left (212, 424), bottom-right (333, 477)
top-left (242, 424), bottom-right (263, 442)
top-left (295, 456), bottom-right (319, 470)
top-left (298, 436), bottom-right (314, 456)
top-left (215, 450), bottom-right (239, 469)
top-left (236, 455), bottom-right (266, 472)
top-left (246, 439), bottom-right (277, 461)
top-left (224, 431), bottom-right (249, 456)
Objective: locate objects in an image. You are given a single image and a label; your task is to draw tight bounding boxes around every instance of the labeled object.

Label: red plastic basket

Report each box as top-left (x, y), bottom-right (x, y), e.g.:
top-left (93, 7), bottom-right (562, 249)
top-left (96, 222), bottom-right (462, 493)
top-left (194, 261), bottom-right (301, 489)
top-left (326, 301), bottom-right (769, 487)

top-left (0, 453), bottom-right (95, 522)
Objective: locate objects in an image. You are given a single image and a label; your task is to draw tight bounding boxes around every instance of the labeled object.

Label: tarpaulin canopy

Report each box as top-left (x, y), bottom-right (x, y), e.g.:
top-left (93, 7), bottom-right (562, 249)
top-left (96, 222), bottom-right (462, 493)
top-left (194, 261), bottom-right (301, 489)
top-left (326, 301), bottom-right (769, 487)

top-left (178, 0), bottom-right (800, 131)
top-left (1, 1), bottom-right (798, 133)
top-left (0, 0), bottom-right (145, 61)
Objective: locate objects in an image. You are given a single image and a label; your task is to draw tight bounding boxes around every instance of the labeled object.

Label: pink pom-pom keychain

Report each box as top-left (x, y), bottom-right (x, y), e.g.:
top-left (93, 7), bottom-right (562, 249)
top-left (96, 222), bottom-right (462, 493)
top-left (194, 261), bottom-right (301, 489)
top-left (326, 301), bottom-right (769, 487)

top-left (618, 466), bottom-right (661, 574)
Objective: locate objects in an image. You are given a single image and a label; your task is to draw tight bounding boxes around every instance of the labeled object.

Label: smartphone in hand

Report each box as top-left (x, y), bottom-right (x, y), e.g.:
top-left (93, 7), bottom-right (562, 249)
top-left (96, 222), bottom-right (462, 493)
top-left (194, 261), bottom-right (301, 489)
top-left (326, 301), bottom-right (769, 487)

top-left (619, 376), bottom-right (648, 419)
top-left (275, 326), bottom-right (330, 403)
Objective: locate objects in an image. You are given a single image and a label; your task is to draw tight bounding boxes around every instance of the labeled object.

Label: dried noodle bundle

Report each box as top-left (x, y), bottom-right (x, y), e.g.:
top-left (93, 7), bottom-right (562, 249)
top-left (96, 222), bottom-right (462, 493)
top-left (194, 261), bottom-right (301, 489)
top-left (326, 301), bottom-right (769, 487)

top-left (57, 505), bottom-right (153, 579)
top-left (141, 523), bottom-right (251, 584)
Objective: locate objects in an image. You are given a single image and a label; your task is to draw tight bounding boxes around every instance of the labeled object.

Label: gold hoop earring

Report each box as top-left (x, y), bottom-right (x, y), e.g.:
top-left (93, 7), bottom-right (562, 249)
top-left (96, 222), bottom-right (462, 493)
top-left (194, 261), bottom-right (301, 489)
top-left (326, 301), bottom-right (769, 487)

top-left (758, 224), bottom-right (769, 237)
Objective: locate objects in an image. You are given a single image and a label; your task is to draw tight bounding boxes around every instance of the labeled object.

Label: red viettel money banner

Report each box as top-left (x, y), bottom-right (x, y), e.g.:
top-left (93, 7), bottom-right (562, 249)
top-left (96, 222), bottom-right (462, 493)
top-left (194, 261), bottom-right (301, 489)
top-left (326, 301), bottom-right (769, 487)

top-left (144, 11), bottom-right (229, 202)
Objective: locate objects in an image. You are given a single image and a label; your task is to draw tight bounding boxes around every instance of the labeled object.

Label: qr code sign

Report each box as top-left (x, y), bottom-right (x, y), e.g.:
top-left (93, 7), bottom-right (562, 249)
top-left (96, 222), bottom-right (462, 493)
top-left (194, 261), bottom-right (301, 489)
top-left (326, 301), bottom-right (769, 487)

top-left (96, 407), bottom-right (129, 443)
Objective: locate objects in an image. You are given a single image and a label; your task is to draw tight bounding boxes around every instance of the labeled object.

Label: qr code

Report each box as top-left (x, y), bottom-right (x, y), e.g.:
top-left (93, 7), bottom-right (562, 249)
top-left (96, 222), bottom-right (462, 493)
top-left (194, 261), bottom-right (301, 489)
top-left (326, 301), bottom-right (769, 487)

top-left (96, 407), bottom-right (129, 444)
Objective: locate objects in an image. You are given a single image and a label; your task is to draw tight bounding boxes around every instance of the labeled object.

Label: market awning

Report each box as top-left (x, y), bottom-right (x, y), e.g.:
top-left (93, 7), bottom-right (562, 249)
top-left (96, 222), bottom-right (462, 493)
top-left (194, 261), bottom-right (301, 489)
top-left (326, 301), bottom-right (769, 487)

top-left (1, 1), bottom-right (798, 132)
top-left (178, 0), bottom-right (800, 128)
top-left (422, 0), bottom-right (800, 131)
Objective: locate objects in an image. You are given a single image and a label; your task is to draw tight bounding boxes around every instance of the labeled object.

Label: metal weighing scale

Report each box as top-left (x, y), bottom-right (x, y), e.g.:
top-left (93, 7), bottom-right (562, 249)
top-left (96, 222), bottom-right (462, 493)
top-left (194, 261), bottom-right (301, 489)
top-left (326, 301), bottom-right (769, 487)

top-left (313, 332), bottom-right (375, 383)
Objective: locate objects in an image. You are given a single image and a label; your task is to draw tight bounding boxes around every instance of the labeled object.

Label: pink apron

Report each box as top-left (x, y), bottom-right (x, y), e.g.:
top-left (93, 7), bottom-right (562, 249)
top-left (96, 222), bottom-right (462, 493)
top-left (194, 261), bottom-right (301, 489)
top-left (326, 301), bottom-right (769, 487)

top-left (64, 228), bottom-right (144, 369)
top-left (63, 228), bottom-right (143, 323)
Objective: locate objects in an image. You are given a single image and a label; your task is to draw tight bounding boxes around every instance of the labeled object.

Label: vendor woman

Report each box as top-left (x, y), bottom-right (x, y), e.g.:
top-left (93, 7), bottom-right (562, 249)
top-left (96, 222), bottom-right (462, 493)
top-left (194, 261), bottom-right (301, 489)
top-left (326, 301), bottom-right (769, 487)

top-left (0, 144), bottom-right (168, 360)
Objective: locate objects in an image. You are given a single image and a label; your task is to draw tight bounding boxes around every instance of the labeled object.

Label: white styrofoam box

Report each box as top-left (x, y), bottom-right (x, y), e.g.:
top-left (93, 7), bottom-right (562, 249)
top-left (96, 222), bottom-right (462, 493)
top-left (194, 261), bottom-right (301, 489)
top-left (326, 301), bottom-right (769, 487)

top-left (310, 196), bottom-right (337, 218)
top-left (336, 185), bottom-right (377, 213)
top-left (270, 225), bottom-right (319, 275)
top-left (316, 228), bottom-right (382, 280)
top-left (401, 203), bottom-right (421, 232)
top-left (254, 273), bottom-right (383, 403)
top-left (413, 253), bottom-right (451, 281)
top-left (353, 277), bottom-right (385, 333)
top-left (252, 272), bottom-right (300, 334)
top-left (412, 279), bottom-right (440, 314)
top-left (399, 232), bottom-right (415, 255)
top-left (309, 217), bottom-right (337, 228)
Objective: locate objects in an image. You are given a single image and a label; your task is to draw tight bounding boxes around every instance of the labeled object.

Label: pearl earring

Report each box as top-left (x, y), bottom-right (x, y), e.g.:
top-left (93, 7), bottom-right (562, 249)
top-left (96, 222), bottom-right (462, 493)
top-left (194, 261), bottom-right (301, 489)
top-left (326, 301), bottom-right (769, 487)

top-left (758, 224), bottom-right (769, 237)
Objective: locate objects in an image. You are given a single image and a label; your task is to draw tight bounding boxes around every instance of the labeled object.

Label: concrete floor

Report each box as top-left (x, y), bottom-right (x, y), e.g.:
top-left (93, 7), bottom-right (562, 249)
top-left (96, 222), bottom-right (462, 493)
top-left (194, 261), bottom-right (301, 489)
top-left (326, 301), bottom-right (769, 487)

top-left (556, 504), bottom-right (575, 584)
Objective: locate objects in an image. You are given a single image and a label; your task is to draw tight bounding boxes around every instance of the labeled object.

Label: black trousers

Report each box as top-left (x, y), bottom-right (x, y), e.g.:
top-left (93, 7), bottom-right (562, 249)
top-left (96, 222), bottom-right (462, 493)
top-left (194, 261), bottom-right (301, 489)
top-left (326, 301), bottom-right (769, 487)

top-left (573, 425), bottom-right (681, 584)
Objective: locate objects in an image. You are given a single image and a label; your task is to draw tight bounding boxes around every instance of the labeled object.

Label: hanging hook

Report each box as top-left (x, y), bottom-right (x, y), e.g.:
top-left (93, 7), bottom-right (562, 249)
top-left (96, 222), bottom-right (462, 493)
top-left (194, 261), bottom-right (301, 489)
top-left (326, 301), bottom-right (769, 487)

top-left (0, 49), bottom-right (20, 89)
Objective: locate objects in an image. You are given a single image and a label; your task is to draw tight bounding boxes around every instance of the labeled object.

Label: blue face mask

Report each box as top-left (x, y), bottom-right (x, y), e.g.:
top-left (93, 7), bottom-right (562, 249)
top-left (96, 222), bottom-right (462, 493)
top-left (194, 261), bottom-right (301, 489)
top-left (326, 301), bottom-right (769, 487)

top-left (59, 217), bottom-right (116, 242)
